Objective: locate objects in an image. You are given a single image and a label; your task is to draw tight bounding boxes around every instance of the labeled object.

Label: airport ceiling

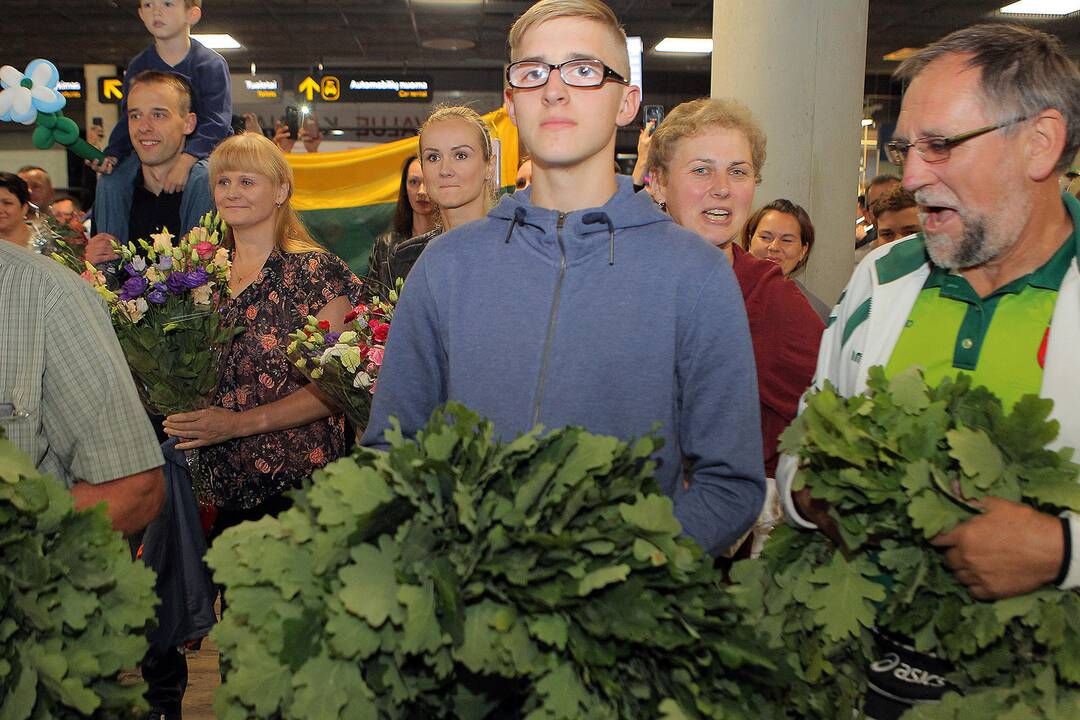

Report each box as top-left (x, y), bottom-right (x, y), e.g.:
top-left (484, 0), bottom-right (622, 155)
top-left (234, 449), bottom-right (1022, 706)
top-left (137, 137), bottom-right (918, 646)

top-left (5, 0), bottom-right (1080, 77)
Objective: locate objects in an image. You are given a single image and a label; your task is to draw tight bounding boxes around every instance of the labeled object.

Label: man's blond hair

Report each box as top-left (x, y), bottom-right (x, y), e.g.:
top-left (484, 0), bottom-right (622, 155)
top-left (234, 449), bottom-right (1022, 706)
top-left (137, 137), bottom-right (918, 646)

top-left (508, 0), bottom-right (629, 75)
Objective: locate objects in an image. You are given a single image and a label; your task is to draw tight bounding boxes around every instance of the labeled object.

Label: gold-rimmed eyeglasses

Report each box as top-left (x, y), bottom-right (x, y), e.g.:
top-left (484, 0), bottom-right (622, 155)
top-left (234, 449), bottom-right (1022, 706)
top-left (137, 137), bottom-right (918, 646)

top-left (884, 116), bottom-right (1029, 165)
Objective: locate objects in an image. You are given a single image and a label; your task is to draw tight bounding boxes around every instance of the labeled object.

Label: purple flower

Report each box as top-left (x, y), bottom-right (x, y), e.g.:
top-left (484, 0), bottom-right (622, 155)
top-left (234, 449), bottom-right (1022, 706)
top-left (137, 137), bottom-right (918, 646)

top-left (323, 331), bottom-right (341, 344)
top-left (165, 272), bottom-right (187, 294)
top-left (181, 267), bottom-right (211, 289)
top-left (124, 258), bottom-right (146, 276)
top-left (147, 282), bottom-right (168, 305)
top-left (155, 256), bottom-right (173, 271)
top-left (118, 275), bottom-right (148, 301)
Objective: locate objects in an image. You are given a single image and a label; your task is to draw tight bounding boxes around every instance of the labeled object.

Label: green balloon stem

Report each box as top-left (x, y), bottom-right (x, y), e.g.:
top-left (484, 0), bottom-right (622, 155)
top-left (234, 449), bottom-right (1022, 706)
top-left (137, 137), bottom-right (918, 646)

top-left (30, 113), bottom-right (105, 161)
top-left (68, 138), bottom-right (105, 162)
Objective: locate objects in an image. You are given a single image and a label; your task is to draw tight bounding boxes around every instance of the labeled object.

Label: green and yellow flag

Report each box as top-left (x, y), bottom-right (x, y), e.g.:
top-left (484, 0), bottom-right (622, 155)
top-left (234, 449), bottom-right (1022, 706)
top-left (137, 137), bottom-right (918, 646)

top-left (286, 107), bottom-right (519, 274)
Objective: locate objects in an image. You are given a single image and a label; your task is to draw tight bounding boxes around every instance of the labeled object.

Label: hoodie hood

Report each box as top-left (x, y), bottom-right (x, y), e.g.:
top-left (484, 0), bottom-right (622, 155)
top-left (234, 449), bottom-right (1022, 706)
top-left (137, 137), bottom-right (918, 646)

top-left (489, 175), bottom-right (673, 265)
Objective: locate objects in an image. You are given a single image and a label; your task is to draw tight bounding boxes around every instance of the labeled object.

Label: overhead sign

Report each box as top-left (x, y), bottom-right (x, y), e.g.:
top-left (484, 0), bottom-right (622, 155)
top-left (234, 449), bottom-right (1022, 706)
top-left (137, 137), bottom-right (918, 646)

top-left (296, 75), bottom-right (343, 102)
top-left (57, 80), bottom-right (83, 100)
top-left (292, 71), bottom-right (433, 104)
top-left (321, 76), bottom-right (341, 101)
top-left (231, 74), bottom-right (283, 102)
top-left (98, 77), bottom-right (123, 104)
top-left (346, 77), bottom-right (431, 103)
top-left (298, 76), bottom-right (321, 101)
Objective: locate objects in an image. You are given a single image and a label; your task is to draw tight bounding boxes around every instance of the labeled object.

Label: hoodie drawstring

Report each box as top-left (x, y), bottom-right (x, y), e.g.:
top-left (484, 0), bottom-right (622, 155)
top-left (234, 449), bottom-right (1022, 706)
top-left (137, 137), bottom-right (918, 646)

top-left (504, 206), bottom-right (527, 244)
top-left (582, 212), bottom-right (616, 266)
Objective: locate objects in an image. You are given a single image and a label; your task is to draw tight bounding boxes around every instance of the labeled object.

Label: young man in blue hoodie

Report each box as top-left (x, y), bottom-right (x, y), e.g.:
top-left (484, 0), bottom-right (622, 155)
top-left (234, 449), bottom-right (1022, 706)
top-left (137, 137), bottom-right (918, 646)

top-left (362, 0), bottom-right (765, 554)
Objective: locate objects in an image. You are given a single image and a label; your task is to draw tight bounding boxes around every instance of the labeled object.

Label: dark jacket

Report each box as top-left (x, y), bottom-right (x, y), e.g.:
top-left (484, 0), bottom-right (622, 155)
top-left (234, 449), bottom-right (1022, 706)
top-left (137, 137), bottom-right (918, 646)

top-left (140, 439), bottom-right (216, 650)
top-left (363, 228), bottom-right (441, 302)
top-left (362, 176), bottom-right (765, 553)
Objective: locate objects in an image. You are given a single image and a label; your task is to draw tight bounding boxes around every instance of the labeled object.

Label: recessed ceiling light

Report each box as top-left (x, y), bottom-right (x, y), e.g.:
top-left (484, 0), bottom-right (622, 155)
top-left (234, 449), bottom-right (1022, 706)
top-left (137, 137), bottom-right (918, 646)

top-left (1000, 0), bottom-right (1080, 14)
top-left (883, 47), bottom-right (923, 62)
top-left (421, 37), bottom-right (475, 51)
top-left (193, 33), bottom-right (242, 50)
top-left (655, 38), bottom-right (712, 54)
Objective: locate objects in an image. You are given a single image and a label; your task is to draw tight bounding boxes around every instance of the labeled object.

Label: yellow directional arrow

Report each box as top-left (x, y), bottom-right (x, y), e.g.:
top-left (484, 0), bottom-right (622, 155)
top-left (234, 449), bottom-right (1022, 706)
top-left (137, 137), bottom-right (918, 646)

top-left (103, 78), bottom-right (123, 101)
top-left (298, 77), bottom-right (319, 102)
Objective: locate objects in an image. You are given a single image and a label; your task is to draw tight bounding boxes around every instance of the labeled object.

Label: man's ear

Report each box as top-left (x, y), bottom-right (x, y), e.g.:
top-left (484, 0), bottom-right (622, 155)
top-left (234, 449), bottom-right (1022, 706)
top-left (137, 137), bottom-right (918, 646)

top-left (182, 112), bottom-right (197, 136)
top-left (188, 5), bottom-right (202, 27)
top-left (504, 86), bottom-right (518, 127)
top-left (1025, 109), bottom-right (1068, 182)
top-left (615, 84), bottom-right (642, 129)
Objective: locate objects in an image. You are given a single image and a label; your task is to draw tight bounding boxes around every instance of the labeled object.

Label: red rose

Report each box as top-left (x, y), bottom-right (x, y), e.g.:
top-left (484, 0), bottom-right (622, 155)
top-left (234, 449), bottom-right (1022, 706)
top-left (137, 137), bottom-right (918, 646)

top-left (345, 304), bottom-right (368, 324)
top-left (369, 319), bottom-right (389, 343)
top-left (318, 319), bottom-right (331, 331)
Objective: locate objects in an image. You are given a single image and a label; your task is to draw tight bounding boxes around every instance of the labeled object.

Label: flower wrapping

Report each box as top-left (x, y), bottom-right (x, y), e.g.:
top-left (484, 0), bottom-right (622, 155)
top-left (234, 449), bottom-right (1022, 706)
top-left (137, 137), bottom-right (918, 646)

top-left (286, 280), bottom-right (399, 432)
top-left (36, 213), bottom-right (87, 272)
top-left (84, 212), bottom-right (243, 416)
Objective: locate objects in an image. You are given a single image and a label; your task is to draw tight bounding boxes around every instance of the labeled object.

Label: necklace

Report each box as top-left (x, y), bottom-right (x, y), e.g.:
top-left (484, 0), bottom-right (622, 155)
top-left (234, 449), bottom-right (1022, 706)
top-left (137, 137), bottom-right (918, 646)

top-left (230, 252), bottom-right (270, 290)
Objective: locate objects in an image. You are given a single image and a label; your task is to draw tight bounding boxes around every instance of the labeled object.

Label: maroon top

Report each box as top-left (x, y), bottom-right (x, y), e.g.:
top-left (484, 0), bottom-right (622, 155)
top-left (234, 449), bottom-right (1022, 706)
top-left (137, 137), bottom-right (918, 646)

top-left (194, 249), bottom-right (363, 510)
top-left (731, 244), bottom-right (824, 476)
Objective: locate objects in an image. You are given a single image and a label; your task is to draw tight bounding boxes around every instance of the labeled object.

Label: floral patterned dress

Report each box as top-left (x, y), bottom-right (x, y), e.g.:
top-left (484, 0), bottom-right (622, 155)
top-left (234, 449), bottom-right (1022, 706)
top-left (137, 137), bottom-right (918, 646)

top-left (194, 249), bottom-right (363, 510)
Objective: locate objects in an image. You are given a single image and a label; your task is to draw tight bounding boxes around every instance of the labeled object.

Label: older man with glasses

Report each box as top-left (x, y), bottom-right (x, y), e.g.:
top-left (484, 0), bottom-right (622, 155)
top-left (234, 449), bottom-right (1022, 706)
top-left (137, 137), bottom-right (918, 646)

top-left (777, 22), bottom-right (1080, 720)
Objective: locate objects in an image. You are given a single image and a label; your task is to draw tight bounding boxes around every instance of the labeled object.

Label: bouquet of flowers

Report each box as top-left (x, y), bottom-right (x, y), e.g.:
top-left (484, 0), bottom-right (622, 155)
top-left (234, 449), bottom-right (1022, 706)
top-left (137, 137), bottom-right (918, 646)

top-left (286, 281), bottom-right (398, 431)
top-left (37, 212), bottom-right (88, 272)
top-left (86, 212), bottom-right (243, 416)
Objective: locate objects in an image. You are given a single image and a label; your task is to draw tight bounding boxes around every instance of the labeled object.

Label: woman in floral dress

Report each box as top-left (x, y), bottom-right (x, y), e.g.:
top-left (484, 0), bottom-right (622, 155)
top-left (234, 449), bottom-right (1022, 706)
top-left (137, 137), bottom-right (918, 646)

top-left (163, 133), bottom-right (363, 531)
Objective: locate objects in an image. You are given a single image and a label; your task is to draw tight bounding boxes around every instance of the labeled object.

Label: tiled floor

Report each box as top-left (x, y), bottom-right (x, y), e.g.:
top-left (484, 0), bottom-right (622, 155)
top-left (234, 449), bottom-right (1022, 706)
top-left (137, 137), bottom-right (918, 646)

top-left (180, 637), bottom-right (220, 720)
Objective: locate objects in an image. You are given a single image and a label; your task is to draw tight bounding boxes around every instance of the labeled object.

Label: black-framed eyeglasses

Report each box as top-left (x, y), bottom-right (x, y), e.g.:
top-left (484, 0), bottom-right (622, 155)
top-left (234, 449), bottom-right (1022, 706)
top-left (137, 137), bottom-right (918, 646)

top-left (884, 116), bottom-right (1028, 165)
top-left (506, 59), bottom-right (629, 89)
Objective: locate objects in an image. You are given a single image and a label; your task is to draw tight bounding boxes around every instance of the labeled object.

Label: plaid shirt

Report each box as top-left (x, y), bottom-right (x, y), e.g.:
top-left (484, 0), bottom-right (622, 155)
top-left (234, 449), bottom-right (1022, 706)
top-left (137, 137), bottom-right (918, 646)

top-left (0, 242), bottom-right (162, 488)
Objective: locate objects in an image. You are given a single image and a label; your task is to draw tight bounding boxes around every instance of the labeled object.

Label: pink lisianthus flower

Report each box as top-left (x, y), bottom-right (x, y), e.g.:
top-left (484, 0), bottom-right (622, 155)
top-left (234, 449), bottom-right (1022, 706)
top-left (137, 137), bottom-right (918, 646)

top-left (367, 346), bottom-right (385, 366)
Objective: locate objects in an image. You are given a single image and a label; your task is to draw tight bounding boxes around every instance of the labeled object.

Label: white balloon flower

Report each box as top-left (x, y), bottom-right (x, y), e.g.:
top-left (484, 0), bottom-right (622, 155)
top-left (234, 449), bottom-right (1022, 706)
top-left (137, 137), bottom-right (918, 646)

top-left (0, 59), bottom-right (66, 125)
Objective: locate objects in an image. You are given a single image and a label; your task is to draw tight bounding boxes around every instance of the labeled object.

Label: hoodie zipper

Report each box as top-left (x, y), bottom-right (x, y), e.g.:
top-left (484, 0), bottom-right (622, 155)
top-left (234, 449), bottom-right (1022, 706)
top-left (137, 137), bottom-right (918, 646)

top-left (532, 212), bottom-right (567, 425)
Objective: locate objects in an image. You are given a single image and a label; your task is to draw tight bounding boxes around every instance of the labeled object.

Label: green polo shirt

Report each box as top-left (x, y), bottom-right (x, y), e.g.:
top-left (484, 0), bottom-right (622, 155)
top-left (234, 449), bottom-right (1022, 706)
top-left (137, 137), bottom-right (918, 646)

top-left (885, 235), bottom-right (1075, 411)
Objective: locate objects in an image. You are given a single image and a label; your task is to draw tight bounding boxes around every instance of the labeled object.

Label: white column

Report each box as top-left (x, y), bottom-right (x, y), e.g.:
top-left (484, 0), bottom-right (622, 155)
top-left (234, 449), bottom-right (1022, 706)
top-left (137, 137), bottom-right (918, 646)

top-left (712, 0), bottom-right (868, 305)
top-left (84, 64), bottom-right (120, 148)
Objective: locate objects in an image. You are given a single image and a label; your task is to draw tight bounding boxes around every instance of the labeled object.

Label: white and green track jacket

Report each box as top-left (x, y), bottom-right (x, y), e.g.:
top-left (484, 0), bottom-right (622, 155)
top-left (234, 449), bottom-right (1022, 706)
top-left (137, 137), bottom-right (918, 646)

top-left (778, 197), bottom-right (1080, 589)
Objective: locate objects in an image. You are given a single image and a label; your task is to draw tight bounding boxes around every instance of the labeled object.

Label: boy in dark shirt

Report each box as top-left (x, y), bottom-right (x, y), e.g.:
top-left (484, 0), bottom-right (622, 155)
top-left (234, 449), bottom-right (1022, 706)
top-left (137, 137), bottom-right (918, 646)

top-left (92, 1), bottom-right (230, 199)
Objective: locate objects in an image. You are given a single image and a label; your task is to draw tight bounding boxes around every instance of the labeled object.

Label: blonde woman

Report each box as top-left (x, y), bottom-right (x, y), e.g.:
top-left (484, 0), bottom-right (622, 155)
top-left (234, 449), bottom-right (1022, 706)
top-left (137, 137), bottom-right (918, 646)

top-left (648, 98), bottom-right (823, 479)
top-left (368, 106), bottom-right (498, 295)
top-left (163, 133), bottom-right (363, 532)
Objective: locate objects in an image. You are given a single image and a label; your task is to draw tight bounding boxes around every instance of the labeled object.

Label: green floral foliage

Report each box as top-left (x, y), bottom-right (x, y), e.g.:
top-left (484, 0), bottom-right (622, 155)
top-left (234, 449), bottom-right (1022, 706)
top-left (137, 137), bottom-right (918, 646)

top-left (0, 433), bottom-right (158, 718)
top-left (207, 403), bottom-right (784, 719)
top-left (729, 367), bottom-right (1080, 719)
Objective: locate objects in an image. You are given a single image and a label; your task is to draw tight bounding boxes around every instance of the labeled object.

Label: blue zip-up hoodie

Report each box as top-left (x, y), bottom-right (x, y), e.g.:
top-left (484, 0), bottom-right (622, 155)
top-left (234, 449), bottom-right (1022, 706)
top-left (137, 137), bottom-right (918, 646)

top-left (361, 176), bottom-right (765, 553)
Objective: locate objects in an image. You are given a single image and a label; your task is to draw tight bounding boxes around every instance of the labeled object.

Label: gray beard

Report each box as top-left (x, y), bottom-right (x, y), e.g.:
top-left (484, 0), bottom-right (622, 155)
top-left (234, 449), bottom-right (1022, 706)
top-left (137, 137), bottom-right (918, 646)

top-left (922, 203), bottom-right (1024, 271)
top-left (924, 215), bottom-right (992, 270)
